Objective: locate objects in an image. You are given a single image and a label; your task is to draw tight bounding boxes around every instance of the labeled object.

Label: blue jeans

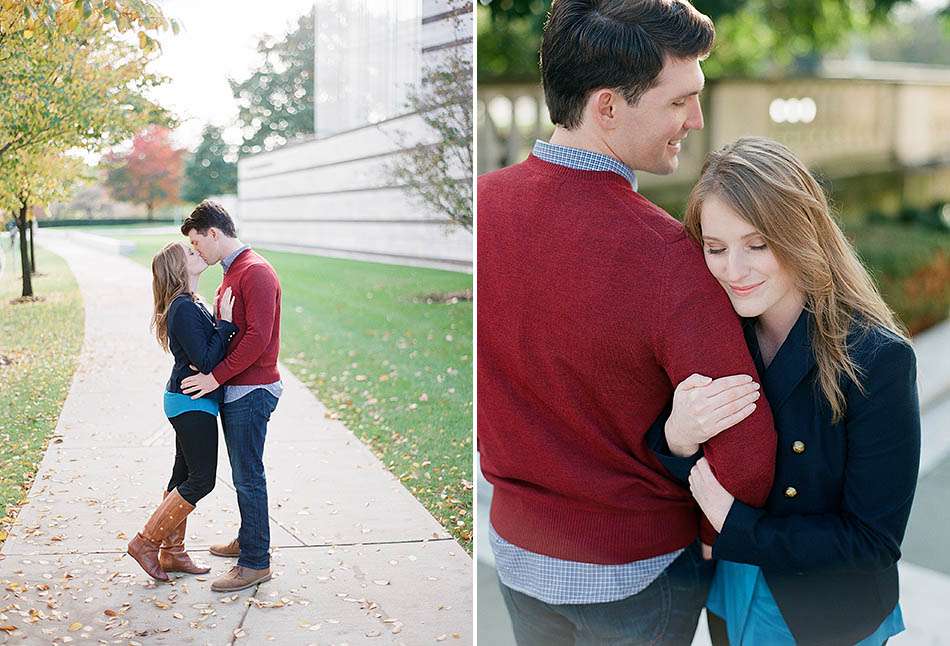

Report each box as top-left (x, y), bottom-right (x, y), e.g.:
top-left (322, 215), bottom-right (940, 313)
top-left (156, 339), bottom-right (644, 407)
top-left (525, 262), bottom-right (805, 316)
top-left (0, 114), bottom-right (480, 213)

top-left (221, 388), bottom-right (278, 569)
top-left (499, 542), bottom-right (713, 646)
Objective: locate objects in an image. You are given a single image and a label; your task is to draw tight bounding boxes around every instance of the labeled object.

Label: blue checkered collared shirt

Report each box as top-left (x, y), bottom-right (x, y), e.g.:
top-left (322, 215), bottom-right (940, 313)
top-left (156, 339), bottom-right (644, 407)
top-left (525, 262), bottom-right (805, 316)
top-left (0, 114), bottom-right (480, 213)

top-left (489, 141), bottom-right (680, 605)
top-left (532, 139), bottom-right (639, 191)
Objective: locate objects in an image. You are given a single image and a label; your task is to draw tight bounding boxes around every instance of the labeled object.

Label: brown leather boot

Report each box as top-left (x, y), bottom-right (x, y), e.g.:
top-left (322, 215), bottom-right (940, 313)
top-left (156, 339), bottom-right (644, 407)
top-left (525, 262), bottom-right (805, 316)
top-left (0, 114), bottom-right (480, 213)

top-left (209, 537), bottom-right (240, 558)
top-left (158, 490), bottom-right (210, 575)
top-left (127, 488), bottom-right (194, 582)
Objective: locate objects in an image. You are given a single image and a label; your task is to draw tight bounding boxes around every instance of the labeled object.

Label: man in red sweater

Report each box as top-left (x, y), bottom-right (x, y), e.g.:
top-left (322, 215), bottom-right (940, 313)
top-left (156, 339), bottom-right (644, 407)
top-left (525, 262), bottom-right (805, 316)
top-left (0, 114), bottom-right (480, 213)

top-left (180, 200), bottom-right (282, 592)
top-left (478, 1), bottom-right (777, 643)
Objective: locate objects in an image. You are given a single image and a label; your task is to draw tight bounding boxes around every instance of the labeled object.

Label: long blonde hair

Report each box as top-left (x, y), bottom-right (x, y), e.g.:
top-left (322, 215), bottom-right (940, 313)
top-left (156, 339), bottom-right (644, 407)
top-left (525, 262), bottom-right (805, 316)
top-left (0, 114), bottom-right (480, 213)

top-left (684, 137), bottom-right (907, 422)
top-left (151, 242), bottom-right (194, 352)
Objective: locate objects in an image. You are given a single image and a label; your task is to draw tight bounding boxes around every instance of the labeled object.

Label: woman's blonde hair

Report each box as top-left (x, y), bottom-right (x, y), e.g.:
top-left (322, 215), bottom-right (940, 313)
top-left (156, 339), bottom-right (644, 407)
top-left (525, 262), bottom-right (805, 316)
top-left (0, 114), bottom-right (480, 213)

top-left (683, 137), bottom-right (906, 422)
top-left (151, 242), bottom-right (194, 352)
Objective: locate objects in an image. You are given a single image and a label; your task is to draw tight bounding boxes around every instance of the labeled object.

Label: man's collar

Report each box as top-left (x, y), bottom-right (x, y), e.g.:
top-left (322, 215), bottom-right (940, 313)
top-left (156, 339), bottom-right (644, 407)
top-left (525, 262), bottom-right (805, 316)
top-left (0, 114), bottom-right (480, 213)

top-left (221, 244), bottom-right (250, 272)
top-left (532, 139), bottom-right (638, 191)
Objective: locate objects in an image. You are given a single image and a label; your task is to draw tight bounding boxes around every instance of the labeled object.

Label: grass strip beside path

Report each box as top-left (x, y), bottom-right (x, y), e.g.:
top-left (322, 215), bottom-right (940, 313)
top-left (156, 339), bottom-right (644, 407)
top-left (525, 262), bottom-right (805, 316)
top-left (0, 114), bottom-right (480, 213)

top-left (0, 245), bottom-right (84, 546)
top-left (110, 233), bottom-right (474, 552)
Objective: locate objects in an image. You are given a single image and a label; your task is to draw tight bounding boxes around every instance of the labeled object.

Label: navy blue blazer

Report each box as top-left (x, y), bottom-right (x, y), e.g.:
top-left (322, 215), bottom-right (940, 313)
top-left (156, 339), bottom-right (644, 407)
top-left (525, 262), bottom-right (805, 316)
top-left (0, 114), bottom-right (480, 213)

top-left (165, 294), bottom-right (239, 404)
top-left (652, 309), bottom-right (920, 646)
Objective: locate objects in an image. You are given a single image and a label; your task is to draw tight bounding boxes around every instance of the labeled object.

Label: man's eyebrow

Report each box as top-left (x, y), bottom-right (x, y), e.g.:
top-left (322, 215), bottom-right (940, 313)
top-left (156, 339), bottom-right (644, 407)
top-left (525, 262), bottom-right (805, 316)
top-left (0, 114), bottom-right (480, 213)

top-left (675, 87), bottom-right (704, 100)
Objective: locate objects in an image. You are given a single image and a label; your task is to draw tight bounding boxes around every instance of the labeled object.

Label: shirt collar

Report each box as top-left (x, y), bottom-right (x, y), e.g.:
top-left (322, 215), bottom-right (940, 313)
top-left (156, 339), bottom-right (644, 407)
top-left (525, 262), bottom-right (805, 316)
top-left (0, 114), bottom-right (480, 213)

top-left (532, 139), bottom-right (638, 191)
top-left (221, 244), bottom-right (250, 273)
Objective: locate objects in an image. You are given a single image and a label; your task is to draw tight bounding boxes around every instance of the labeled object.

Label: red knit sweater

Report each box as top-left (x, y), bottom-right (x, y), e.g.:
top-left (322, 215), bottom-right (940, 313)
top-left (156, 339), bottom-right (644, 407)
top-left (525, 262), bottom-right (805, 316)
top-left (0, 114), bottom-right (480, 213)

top-left (211, 248), bottom-right (282, 386)
top-left (478, 155), bottom-right (777, 564)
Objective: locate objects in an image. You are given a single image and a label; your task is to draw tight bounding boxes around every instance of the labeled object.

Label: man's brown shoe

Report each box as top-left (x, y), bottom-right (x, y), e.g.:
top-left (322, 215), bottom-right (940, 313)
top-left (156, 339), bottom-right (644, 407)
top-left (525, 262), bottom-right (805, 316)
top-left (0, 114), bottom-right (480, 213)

top-left (209, 537), bottom-right (240, 558)
top-left (210, 565), bottom-right (271, 592)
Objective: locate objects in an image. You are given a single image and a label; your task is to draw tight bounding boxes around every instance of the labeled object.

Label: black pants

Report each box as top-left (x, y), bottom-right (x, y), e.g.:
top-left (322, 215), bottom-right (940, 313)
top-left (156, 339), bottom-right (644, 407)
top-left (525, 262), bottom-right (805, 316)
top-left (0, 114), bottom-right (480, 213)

top-left (166, 411), bottom-right (218, 505)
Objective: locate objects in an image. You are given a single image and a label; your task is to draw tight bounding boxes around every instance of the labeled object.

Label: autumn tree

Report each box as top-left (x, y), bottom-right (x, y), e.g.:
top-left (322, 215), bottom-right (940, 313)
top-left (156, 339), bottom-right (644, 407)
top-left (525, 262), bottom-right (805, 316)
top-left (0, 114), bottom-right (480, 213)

top-left (388, 12), bottom-right (472, 232)
top-left (230, 7), bottom-right (314, 157)
top-left (0, 1), bottom-right (176, 294)
top-left (0, 0), bottom-right (175, 163)
top-left (180, 125), bottom-right (237, 204)
top-left (103, 125), bottom-right (184, 219)
top-left (0, 146), bottom-right (83, 297)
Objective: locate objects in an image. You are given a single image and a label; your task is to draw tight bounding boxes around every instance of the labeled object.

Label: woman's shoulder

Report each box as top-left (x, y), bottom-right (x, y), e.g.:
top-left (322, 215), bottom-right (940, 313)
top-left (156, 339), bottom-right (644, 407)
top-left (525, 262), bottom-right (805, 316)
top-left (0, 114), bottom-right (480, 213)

top-left (847, 322), bottom-right (916, 377)
top-left (167, 294), bottom-right (207, 326)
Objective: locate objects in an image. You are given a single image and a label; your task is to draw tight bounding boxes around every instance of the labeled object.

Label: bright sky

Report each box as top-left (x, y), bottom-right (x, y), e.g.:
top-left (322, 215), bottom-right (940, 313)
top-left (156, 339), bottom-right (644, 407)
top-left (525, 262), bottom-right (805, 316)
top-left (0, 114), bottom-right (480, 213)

top-left (148, 0), bottom-right (315, 152)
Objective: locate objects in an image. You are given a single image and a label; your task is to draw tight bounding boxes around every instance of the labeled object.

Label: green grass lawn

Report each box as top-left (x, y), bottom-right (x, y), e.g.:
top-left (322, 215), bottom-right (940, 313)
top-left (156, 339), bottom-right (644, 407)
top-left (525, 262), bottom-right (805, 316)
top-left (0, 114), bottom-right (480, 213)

top-left (96, 232), bottom-right (474, 550)
top-left (0, 245), bottom-right (84, 543)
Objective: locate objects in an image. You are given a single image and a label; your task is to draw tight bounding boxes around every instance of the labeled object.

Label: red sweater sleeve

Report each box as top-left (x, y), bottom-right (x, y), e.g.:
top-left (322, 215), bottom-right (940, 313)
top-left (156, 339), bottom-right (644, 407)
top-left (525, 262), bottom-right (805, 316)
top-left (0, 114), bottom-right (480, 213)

top-left (653, 238), bottom-right (777, 542)
top-left (212, 265), bottom-right (278, 385)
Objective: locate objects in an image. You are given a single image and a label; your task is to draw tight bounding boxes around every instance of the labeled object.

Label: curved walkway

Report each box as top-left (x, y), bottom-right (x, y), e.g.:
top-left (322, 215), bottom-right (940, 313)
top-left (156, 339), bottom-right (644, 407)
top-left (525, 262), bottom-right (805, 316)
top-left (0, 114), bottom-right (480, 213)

top-left (0, 234), bottom-right (471, 644)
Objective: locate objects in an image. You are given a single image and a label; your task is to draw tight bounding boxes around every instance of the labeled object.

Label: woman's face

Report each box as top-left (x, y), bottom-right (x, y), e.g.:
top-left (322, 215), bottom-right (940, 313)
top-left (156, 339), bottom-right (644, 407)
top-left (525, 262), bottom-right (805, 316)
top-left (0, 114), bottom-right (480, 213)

top-left (699, 194), bottom-right (801, 320)
top-left (183, 243), bottom-right (208, 276)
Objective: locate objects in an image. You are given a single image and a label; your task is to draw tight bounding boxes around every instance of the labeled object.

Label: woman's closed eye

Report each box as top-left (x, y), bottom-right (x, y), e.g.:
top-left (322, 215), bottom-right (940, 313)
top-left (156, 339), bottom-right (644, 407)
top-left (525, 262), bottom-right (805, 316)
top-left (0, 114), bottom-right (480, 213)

top-left (705, 243), bottom-right (768, 255)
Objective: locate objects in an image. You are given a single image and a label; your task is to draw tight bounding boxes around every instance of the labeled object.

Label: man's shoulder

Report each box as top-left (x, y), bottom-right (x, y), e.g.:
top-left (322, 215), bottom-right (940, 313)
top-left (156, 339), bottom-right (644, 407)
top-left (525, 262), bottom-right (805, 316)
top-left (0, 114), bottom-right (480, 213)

top-left (235, 250), bottom-right (276, 274)
top-left (235, 252), bottom-right (280, 288)
top-left (607, 194), bottom-right (709, 270)
top-left (478, 158), bottom-right (535, 189)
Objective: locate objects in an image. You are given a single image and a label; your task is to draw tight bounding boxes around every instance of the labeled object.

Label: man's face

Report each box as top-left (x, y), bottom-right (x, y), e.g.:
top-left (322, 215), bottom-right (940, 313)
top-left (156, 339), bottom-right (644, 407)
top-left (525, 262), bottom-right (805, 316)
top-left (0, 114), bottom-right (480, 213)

top-left (608, 57), bottom-right (705, 175)
top-left (187, 229), bottom-right (219, 265)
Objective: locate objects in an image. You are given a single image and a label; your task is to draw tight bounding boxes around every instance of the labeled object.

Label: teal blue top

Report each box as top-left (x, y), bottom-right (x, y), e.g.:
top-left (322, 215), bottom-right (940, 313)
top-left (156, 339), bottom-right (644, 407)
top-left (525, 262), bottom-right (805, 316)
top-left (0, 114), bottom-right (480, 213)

top-left (707, 560), bottom-right (904, 645)
top-left (163, 390), bottom-right (219, 419)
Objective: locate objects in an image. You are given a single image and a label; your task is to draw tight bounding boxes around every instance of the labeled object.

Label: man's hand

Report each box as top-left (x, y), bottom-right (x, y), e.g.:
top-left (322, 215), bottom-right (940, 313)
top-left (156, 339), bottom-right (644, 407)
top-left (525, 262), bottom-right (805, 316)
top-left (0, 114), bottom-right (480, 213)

top-left (181, 371), bottom-right (220, 399)
top-left (689, 457), bottom-right (735, 533)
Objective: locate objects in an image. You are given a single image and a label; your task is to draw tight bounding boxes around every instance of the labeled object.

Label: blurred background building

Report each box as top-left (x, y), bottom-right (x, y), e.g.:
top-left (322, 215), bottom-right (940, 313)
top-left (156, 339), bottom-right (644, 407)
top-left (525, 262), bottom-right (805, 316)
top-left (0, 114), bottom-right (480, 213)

top-left (237, 0), bottom-right (474, 271)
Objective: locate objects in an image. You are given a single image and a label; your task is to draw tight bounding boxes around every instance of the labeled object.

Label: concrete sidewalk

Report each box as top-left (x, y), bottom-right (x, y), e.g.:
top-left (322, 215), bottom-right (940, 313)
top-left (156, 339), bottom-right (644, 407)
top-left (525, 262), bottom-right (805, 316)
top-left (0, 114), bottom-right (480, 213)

top-left (0, 236), bottom-right (471, 644)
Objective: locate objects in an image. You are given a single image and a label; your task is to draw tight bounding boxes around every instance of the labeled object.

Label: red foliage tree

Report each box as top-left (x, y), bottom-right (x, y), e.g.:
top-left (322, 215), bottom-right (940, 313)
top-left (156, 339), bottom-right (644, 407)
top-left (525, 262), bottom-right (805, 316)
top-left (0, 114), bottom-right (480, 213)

top-left (103, 125), bottom-right (184, 219)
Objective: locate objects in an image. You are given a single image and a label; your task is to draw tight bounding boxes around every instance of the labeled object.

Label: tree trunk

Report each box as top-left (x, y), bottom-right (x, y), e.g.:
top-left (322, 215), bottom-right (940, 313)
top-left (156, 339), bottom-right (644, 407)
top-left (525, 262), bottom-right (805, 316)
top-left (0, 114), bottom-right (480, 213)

top-left (147, 202), bottom-right (154, 221)
top-left (17, 204), bottom-right (32, 298)
top-left (28, 218), bottom-right (35, 274)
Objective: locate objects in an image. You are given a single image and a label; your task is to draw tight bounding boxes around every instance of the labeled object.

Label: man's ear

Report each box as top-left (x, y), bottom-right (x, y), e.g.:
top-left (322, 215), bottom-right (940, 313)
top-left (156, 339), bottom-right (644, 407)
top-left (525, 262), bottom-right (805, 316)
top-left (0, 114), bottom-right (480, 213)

top-left (208, 227), bottom-right (219, 241)
top-left (588, 88), bottom-right (618, 131)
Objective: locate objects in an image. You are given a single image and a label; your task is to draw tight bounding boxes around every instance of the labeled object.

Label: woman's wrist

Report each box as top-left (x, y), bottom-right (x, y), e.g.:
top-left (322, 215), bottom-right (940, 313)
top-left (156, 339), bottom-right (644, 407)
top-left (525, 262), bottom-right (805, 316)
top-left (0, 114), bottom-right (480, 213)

top-left (665, 420), bottom-right (699, 457)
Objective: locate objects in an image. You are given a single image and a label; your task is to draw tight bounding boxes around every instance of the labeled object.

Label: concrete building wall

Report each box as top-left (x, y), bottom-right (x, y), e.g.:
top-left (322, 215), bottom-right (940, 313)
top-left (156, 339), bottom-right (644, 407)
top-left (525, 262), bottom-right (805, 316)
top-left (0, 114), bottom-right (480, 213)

top-left (237, 1), bottom-right (472, 271)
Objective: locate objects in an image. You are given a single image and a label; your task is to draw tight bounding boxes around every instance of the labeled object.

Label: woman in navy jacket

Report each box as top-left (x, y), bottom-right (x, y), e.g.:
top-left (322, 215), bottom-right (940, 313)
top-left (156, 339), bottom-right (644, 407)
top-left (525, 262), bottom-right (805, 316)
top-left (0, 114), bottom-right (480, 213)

top-left (127, 242), bottom-right (238, 582)
top-left (655, 138), bottom-right (920, 645)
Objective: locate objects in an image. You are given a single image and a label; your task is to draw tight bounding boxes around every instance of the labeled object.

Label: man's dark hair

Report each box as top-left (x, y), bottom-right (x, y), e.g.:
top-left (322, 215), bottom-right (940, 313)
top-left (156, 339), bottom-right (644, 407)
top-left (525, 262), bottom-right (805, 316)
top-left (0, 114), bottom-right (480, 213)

top-left (180, 200), bottom-right (237, 238)
top-left (541, 0), bottom-right (714, 129)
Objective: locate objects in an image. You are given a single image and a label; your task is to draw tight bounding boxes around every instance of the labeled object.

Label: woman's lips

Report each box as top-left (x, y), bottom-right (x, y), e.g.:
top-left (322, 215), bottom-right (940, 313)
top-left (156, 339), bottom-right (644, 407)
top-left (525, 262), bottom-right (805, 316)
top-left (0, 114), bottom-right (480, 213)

top-left (730, 281), bottom-right (764, 297)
